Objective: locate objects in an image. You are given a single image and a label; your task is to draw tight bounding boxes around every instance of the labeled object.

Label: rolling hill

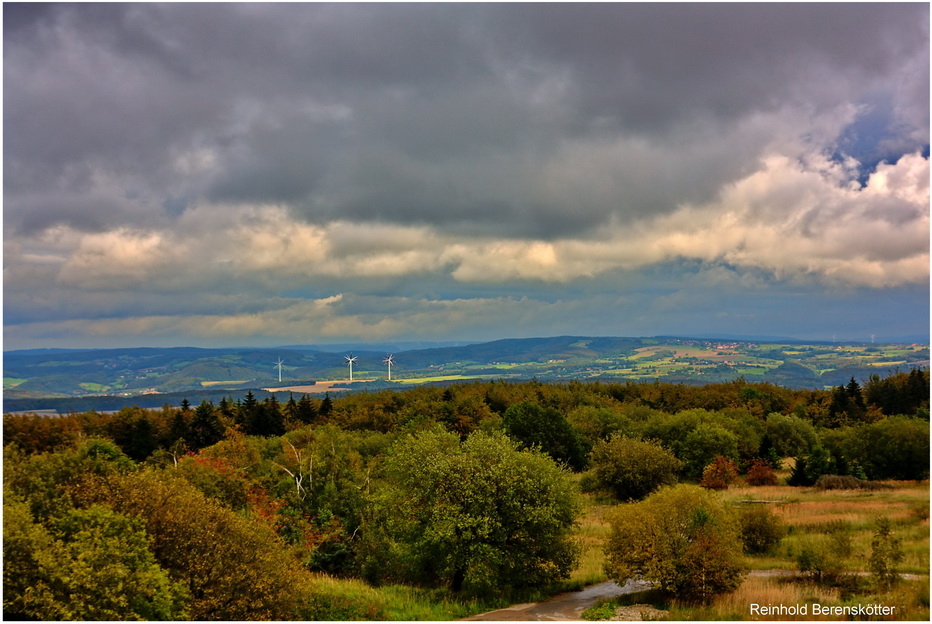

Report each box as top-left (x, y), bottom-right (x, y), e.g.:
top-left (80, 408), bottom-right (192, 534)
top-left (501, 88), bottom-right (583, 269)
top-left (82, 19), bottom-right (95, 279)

top-left (3, 335), bottom-right (928, 413)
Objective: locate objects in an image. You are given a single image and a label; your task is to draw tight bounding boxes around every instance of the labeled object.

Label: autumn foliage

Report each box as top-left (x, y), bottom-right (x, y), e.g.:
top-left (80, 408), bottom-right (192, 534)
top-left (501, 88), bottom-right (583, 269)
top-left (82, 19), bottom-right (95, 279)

top-left (745, 458), bottom-right (778, 486)
top-left (700, 456), bottom-right (739, 490)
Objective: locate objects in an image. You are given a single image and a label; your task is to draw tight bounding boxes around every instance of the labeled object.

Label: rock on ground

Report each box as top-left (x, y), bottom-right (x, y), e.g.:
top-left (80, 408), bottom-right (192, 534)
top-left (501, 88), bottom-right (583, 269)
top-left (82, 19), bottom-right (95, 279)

top-left (608, 604), bottom-right (669, 621)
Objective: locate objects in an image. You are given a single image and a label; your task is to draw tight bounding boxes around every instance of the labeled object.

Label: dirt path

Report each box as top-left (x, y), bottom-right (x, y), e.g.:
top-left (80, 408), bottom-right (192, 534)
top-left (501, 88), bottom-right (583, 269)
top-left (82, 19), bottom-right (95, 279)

top-left (462, 579), bottom-right (651, 621)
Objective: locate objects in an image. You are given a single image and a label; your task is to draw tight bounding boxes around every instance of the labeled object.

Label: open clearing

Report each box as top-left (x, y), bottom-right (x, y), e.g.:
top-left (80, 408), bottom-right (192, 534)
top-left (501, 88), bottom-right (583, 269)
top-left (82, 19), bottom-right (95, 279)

top-left (263, 379), bottom-right (375, 394)
top-left (200, 380), bottom-right (250, 387)
top-left (398, 374), bottom-right (501, 385)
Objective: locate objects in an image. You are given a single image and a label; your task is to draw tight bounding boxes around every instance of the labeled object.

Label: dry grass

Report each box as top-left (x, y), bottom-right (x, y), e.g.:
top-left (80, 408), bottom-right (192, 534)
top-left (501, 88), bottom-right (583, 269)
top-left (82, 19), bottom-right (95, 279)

top-left (667, 574), bottom-right (931, 621)
top-left (685, 575), bottom-right (839, 620)
top-left (725, 482), bottom-right (928, 525)
top-left (776, 498), bottom-right (914, 526)
top-left (581, 481), bottom-right (930, 621)
top-left (567, 493), bottom-right (614, 588)
top-left (723, 482), bottom-right (930, 575)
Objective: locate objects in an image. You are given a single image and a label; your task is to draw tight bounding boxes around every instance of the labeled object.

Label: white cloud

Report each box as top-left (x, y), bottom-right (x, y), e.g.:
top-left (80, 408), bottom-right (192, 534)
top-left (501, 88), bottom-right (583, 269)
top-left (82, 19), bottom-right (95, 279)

top-left (56, 228), bottom-right (170, 288)
top-left (18, 147), bottom-right (929, 301)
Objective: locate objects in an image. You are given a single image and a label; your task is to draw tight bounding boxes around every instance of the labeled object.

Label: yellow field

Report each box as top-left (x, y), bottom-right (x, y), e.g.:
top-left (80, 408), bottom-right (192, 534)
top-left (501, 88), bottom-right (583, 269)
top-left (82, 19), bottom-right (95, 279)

top-left (397, 374), bottom-right (494, 385)
top-left (200, 380), bottom-right (249, 387)
top-left (263, 380), bottom-right (375, 393)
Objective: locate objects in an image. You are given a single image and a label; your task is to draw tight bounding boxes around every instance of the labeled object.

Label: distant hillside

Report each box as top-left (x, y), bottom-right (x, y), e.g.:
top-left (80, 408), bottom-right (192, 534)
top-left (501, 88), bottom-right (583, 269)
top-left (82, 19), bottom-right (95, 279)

top-left (4, 335), bottom-right (928, 413)
top-left (385, 336), bottom-right (642, 367)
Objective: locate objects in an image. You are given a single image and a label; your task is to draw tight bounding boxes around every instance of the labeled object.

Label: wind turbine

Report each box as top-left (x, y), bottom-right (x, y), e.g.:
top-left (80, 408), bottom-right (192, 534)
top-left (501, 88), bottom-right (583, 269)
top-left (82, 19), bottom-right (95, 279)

top-left (345, 354), bottom-right (357, 381)
top-left (384, 354), bottom-right (395, 381)
top-left (275, 357), bottom-right (285, 383)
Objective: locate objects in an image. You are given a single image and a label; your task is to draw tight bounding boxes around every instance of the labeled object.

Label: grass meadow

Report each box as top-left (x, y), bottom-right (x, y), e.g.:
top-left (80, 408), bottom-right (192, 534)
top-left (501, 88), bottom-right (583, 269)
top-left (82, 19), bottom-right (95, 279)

top-left (584, 478), bottom-right (930, 621)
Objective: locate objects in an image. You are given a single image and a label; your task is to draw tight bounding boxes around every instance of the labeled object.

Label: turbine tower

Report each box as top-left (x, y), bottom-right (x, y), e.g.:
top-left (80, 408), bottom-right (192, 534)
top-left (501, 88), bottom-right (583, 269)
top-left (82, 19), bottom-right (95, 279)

top-left (384, 354), bottom-right (395, 381)
top-left (345, 354), bottom-right (357, 381)
top-left (275, 358), bottom-right (285, 383)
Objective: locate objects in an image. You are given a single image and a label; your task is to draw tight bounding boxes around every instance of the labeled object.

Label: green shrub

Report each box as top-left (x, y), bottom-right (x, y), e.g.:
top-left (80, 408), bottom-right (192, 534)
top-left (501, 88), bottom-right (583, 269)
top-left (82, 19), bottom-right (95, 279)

top-left (3, 500), bottom-right (189, 621)
top-left (567, 406), bottom-right (633, 445)
top-left (588, 435), bottom-right (681, 501)
top-left (605, 485), bottom-right (744, 603)
top-left (738, 505), bottom-right (786, 554)
top-left (581, 599), bottom-right (619, 621)
top-left (680, 424), bottom-right (739, 480)
top-left (764, 413), bottom-right (819, 458)
top-left (795, 538), bottom-right (844, 584)
top-left (869, 517), bottom-right (903, 589)
top-left (843, 417), bottom-right (930, 480)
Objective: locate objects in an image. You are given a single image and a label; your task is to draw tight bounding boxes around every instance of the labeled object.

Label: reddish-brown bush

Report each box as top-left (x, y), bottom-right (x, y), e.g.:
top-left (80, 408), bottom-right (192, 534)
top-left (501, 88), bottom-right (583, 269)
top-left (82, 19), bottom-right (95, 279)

top-left (745, 459), bottom-right (778, 486)
top-left (701, 456), bottom-right (739, 490)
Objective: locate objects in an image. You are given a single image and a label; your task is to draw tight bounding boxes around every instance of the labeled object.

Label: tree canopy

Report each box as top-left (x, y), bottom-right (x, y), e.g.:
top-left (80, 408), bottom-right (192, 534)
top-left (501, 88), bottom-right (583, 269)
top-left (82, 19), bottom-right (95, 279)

top-left (367, 428), bottom-right (580, 593)
top-left (604, 485), bottom-right (745, 603)
top-left (588, 435), bottom-right (681, 501)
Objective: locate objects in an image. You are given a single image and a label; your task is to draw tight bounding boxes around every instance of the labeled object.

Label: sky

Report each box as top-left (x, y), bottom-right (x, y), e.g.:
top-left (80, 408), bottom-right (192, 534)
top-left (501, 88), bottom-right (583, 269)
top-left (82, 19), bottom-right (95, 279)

top-left (3, 3), bottom-right (930, 350)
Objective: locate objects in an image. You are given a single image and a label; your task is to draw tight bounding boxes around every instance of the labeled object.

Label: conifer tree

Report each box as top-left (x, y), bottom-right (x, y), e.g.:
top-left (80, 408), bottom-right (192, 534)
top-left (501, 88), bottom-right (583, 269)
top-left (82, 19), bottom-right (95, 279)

top-left (296, 394), bottom-right (318, 424)
top-left (189, 401), bottom-right (224, 450)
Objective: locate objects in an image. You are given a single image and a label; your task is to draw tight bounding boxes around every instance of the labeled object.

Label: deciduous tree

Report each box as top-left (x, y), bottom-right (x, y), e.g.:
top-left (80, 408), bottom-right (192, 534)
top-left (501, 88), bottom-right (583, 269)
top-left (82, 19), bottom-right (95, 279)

top-left (101, 469), bottom-right (316, 620)
top-left (604, 485), bottom-right (744, 603)
top-left (588, 435), bottom-right (681, 501)
top-left (368, 428), bottom-right (580, 594)
top-left (701, 456), bottom-right (739, 490)
top-left (3, 500), bottom-right (188, 621)
top-left (502, 401), bottom-right (588, 470)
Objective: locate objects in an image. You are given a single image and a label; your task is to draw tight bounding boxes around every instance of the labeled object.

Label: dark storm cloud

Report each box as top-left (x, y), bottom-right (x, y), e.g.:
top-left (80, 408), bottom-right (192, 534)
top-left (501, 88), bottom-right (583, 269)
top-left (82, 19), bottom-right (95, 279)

top-left (6, 3), bottom-right (927, 238)
top-left (4, 3), bottom-right (929, 349)
top-left (490, 3), bottom-right (926, 130)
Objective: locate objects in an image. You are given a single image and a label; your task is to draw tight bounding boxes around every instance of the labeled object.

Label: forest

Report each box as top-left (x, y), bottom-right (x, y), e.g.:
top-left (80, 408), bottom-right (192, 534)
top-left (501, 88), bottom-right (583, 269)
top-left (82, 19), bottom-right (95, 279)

top-left (3, 369), bottom-right (929, 620)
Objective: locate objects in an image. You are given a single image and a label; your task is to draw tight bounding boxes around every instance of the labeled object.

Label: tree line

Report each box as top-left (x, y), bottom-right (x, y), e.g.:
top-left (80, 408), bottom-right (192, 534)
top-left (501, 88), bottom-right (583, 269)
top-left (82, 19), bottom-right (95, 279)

top-left (3, 369), bottom-right (928, 619)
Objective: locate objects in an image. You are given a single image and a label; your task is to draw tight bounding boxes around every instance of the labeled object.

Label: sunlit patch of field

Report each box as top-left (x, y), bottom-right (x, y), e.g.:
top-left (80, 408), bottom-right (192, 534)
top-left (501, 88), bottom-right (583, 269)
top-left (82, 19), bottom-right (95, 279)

top-left (735, 367), bottom-right (767, 376)
top-left (200, 380), bottom-right (249, 387)
top-left (775, 498), bottom-right (914, 527)
top-left (78, 382), bottom-right (110, 392)
top-left (667, 573), bottom-right (931, 621)
top-left (632, 346), bottom-right (730, 359)
top-left (397, 374), bottom-right (496, 385)
top-left (722, 482), bottom-right (929, 575)
top-left (695, 574), bottom-right (841, 620)
top-left (264, 380), bottom-right (377, 393)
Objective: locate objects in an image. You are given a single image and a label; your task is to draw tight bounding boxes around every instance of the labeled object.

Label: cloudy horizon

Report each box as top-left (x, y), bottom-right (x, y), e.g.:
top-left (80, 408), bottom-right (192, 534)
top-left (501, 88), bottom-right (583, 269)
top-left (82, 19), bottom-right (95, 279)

top-left (4, 3), bottom-right (929, 350)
